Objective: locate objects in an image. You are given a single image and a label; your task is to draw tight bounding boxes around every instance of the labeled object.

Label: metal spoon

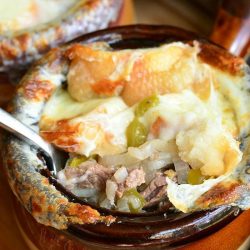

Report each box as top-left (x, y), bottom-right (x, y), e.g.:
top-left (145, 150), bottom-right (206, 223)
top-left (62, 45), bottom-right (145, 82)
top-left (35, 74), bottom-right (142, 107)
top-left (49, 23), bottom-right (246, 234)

top-left (0, 108), bottom-right (65, 175)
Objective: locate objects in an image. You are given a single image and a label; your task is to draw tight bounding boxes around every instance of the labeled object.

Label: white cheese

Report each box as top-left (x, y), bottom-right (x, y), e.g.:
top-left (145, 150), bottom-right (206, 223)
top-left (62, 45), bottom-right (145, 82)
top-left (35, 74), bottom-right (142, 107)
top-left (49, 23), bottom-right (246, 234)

top-left (143, 90), bottom-right (242, 176)
top-left (40, 88), bottom-right (134, 157)
top-left (0, 0), bottom-right (77, 34)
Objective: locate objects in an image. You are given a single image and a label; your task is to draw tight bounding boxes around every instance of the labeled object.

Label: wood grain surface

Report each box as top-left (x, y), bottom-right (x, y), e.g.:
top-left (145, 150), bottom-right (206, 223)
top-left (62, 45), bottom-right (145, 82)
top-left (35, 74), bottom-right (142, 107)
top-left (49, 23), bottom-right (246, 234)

top-left (0, 1), bottom-right (249, 249)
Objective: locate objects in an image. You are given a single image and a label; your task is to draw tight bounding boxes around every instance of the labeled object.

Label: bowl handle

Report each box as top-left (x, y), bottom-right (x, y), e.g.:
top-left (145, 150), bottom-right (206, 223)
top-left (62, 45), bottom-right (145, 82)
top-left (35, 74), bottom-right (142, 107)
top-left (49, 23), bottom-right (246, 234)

top-left (210, 0), bottom-right (250, 61)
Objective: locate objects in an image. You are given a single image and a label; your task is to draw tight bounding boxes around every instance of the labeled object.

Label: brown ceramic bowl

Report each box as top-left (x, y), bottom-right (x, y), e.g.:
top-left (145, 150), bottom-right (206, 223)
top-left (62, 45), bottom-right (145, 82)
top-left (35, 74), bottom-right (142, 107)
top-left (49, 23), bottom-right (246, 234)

top-left (0, 0), bottom-right (123, 71)
top-left (2, 25), bottom-right (244, 250)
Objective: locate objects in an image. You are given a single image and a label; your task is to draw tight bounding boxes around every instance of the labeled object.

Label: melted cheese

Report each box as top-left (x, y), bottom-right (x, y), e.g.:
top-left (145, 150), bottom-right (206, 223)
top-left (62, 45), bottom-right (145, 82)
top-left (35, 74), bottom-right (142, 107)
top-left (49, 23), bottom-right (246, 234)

top-left (40, 41), bottom-right (250, 213)
top-left (40, 89), bottom-right (134, 156)
top-left (66, 42), bottom-right (204, 105)
top-left (143, 90), bottom-right (242, 176)
top-left (0, 0), bottom-right (77, 35)
top-left (41, 88), bottom-right (242, 177)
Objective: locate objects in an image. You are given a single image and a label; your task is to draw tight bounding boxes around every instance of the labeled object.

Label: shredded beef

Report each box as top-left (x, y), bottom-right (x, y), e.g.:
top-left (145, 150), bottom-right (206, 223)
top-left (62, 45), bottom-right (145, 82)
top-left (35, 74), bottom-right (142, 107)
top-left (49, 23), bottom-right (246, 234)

top-left (64, 161), bottom-right (114, 190)
top-left (116, 168), bottom-right (145, 198)
top-left (141, 172), bottom-right (167, 201)
top-left (141, 172), bottom-right (172, 211)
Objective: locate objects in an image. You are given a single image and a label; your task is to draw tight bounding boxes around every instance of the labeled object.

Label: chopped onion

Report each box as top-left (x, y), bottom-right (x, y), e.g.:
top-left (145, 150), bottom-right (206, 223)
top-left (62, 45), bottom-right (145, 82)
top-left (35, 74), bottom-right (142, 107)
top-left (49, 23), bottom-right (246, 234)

top-left (99, 139), bottom-right (177, 168)
top-left (99, 153), bottom-right (138, 167)
top-left (173, 158), bottom-right (190, 184)
top-left (113, 167), bottom-right (128, 183)
top-left (100, 198), bottom-right (112, 209)
top-left (71, 188), bottom-right (97, 198)
top-left (128, 143), bottom-right (153, 160)
top-left (106, 180), bottom-right (118, 205)
top-left (144, 159), bottom-right (171, 170)
top-left (128, 139), bottom-right (172, 159)
top-left (116, 197), bottom-right (130, 212)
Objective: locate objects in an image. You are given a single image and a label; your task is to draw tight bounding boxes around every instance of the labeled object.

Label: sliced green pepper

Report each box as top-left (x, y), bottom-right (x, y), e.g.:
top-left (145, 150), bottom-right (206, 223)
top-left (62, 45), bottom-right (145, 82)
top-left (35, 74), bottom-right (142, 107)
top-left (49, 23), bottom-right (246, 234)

top-left (135, 95), bottom-right (159, 117)
top-left (126, 118), bottom-right (147, 147)
top-left (68, 155), bottom-right (88, 167)
top-left (124, 188), bottom-right (146, 213)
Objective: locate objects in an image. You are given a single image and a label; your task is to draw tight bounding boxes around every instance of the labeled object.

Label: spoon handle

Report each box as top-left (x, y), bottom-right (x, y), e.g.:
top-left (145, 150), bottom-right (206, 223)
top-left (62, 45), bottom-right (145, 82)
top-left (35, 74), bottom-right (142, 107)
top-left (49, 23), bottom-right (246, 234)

top-left (0, 108), bottom-right (51, 156)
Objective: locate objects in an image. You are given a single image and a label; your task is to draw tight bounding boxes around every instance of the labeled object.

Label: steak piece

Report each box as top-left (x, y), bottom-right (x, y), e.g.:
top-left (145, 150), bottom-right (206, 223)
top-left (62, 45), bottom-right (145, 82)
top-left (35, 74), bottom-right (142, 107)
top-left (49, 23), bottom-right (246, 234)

top-left (116, 168), bottom-right (145, 198)
top-left (141, 172), bottom-right (173, 211)
top-left (141, 172), bottom-right (167, 201)
top-left (64, 161), bottom-right (114, 190)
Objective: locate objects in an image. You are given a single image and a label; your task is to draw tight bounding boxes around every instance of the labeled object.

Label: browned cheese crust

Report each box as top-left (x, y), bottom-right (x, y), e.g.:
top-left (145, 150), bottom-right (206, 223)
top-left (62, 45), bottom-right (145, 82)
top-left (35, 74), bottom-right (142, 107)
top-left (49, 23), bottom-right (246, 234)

top-left (198, 42), bottom-right (245, 76)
